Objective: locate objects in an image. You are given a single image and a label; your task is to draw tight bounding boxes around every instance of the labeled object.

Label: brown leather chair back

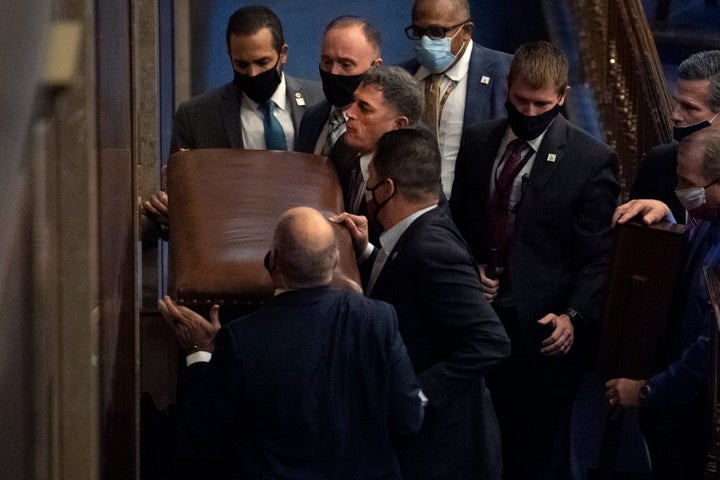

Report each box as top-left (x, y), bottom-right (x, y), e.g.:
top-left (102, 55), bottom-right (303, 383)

top-left (167, 149), bottom-right (361, 306)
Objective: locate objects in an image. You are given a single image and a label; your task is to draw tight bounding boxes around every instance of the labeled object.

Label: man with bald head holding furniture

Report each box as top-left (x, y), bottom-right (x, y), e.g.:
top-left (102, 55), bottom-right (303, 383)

top-left (160, 206), bottom-right (423, 479)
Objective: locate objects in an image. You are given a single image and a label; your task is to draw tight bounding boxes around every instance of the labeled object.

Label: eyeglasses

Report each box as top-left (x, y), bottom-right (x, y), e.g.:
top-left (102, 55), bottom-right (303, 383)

top-left (404, 19), bottom-right (471, 40)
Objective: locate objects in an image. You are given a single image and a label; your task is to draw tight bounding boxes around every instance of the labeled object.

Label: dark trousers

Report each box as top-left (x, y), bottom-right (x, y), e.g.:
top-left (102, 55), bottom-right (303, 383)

top-left (487, 306), bottom-right (579, 480)
top-left (639, 400), bottom-right (707, 480)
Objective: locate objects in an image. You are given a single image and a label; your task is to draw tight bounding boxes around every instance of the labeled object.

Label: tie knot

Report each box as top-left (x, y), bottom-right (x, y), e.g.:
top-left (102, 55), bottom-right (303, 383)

top-left (262, 99), bottom-right (277, 115)
top-left (330, 109), bottom-right (345, 127)
top-left (507, 138), bottom-right (529, 153)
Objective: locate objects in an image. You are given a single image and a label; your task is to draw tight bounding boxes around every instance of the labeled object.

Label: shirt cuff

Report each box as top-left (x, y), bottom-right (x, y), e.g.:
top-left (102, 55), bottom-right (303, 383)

top-left (186, 350), bottom-right (212, 366)
top-left (357, 242), bottom-right (375, 264)
top-left (419, 389), bottom-right (429, 408)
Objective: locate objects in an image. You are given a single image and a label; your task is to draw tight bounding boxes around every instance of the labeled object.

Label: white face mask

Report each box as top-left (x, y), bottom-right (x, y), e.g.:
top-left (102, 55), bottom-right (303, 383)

top-left (675, 186), bottom-right (707, 211)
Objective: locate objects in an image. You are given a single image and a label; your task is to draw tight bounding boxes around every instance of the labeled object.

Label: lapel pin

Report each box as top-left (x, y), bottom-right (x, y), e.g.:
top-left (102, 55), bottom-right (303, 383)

top-left (481, 76), bottom-right (490, 85)
top-left (546, 153), bottom-right (557, 163)
top-left (295, 92), bottom-right (306, 106)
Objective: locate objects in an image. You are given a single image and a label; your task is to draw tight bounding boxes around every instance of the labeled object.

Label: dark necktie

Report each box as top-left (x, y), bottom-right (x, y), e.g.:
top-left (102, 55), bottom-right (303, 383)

top-left (489, 138), bottom-right (531, 260)
top-left (347, 154), bottom-right (365, 214)
top-left (261, 100), bottom-right (287, 150)
top-left (322, 109), bottom-right (346, 155)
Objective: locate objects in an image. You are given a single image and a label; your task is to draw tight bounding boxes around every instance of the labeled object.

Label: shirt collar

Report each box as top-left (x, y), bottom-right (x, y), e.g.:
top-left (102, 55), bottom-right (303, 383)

top-left (378, 204), bottom-right (437, 253)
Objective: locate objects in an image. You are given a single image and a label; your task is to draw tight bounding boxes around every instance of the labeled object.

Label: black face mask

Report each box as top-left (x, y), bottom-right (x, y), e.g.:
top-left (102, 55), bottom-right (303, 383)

top-left (673, 118), bottom-right (714, 143)
top-left (505, 100), bottom-right (560, 141)
top-left (233, 58), bottom-right (282, 104)
top-left (319, 66), bottom-right (365, 107)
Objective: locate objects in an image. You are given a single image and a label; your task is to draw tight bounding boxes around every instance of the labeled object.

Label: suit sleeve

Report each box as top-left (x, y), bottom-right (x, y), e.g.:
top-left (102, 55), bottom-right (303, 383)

top-left (170, 104), bottom-right (194, 153)
top-left (413, 229), bottom-right (511, 405)
top-left (566, 149), bottom-right (619, 326)
top-left (385, 305), bottom-right (425, 436)
top-left (181, 325), bottom-right (244, 445)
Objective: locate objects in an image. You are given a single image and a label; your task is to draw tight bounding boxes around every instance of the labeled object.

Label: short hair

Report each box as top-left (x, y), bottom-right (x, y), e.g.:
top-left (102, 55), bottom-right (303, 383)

top-left (507, 41), bottom-right (569, 97)
top-left (678, 50), bottom-right (720, 112)
top-left (678, 124), bottom-right (720, 180)
top-left (413, 0), bottom-right (471, 21)
top-left (324, 15), bottom-right (381, 53)
top-left (360, 66), bottom-right (424, 126)
top-left (226, 5), bottom-right (284, 52)
top-left (273, 212), bottom-right (338, 288)
top-left (373, 128), bottom-right (441, 202)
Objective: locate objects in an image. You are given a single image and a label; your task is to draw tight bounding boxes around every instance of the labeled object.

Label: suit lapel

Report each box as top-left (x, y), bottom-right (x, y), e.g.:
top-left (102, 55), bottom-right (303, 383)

top-left (285, 75), bottom-right (308, 129)
top-left (219, 84), bottom-right (244, 148)
top-left (463, 44), bottom-right (489, 128)
top-left (371, 209), bottom-right (437, 296)
top-left (513, 115), bottom-right (567, 236)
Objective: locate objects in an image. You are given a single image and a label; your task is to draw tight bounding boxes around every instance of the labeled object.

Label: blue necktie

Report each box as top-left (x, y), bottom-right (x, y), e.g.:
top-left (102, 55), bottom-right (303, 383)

top-left (262, 100), bottom-right (287, 150)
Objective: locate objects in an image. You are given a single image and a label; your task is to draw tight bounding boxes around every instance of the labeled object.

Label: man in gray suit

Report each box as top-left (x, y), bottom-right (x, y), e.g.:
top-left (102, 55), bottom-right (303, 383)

top-left (400, 0), bottom-right (512, 198)
top-left (142, 5), bottom-right (323, 228)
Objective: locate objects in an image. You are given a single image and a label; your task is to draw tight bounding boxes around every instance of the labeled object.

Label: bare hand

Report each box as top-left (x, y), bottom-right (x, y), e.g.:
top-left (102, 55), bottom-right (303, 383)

top-left (538, 313), bottom-right (574, 357)
top-left (142, 191), bottom-right (170, 226)
top-left (158, 295), bottom-right (221, 354)
top-left (605, 378), bottom-right (644, 415)
top-left (478, 264), bottom-right (502, 302)
top-left (331, 212), bottom-right (369, 256)
top-left (612, 199), bottom-right (673, 227)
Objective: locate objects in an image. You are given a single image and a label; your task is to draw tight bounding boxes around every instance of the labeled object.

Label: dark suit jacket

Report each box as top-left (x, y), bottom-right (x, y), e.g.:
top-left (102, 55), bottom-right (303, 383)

top-left (400, 43), bottom-right (512, 143)
top-left (181, 286), bottom-right (422, 479)
top-left (170, 74), bottom-right (323, 152)
top-left (630, 142), bottom-right (686, 224)
top-left (364, 207), bottom-right (511, 480)
top-left (296, 99), bottom-right (333, 154)
top-left (450, 115), bottom-right (619, 379)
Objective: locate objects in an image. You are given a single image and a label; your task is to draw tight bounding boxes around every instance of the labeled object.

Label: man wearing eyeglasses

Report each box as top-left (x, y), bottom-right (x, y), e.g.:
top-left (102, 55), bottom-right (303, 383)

top-left (400, 0), bottom-right (512, 199)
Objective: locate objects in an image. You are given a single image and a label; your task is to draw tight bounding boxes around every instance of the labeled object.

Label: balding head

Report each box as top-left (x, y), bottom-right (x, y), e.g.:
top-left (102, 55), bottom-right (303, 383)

top-left (271, 207), bottom-right (339, 289)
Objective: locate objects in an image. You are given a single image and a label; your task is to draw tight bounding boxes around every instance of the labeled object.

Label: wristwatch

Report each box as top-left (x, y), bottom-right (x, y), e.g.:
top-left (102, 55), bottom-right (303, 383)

top-left (565, 308), bottom-right (583, 324)
top-left (638, 381), bottom-right (653, 406)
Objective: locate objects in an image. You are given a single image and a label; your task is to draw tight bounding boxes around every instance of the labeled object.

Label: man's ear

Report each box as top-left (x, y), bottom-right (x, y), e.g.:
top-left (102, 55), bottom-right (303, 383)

top-left (558, 85), bottom-right (571, 106)
top-left (279, 44), bottom-right (289, 64)
top-left (394, 116), bottom-right (410, 130)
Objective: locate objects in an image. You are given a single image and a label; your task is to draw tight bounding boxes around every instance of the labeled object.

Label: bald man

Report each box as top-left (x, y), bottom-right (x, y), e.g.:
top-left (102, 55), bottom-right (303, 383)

top-left (160, 207), bottom-right (422, 478)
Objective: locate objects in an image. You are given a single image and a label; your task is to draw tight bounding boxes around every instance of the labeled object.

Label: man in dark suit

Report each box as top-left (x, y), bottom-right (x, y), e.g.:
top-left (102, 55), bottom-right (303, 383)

top-left (449, 41), bottom-right (619, 480)
top-left (296, 16), bottom-right (382, 155)
top-left (142, 5), bottom-right (323, 228)
top-left (160, 206), bottom-right (423, 479)
top-left (608, 125), bottom-right (720, 479)
top-left (334, 129), bottom-right (511, 480)
top-left (400, 0), bottom-right (512, 198)
top-left (630, 49), bottom-right (720, 224)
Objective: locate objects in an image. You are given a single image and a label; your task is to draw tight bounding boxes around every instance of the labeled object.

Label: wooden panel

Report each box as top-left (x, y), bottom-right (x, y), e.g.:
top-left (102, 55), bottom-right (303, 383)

top-left (570, 0), bottom-right (673, 200)
top-left (598, 220), bottom-right (686, 379)
top-left (704, 266), bottom-right (720, 479)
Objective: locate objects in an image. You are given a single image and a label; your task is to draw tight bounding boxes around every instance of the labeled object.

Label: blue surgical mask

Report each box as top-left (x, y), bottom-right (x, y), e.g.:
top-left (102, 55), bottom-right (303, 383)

top-left (414, 28), bottom-right (464, 73)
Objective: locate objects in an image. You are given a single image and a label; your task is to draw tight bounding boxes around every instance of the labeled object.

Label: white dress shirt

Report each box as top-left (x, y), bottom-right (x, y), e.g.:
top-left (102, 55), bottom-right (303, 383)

top-left (240, 73), bottom-right (295, 150)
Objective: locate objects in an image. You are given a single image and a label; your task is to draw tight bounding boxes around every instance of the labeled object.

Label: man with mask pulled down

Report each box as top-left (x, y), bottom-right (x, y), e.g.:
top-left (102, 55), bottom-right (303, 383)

top-left (608, 125), bottom-right (720, 479)
top-left (631, 50), bottom-right (720, 224)
top-left (450, 41), bottom-right (619, 480)
top-left (400, 0), bottom-right (511, 199)
top-left (296, 16), bottom-right (382, 155)
top-left (141, 5), bottom-right (323, 229)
